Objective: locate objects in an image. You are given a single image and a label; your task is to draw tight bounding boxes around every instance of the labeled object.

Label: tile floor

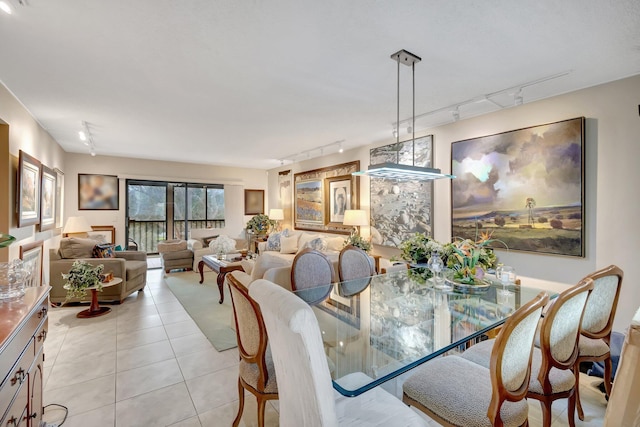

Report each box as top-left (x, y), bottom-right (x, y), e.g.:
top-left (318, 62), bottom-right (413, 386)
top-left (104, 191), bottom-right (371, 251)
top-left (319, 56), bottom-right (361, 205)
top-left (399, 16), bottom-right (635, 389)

top-left (41, 269), bottom-right (608, 426)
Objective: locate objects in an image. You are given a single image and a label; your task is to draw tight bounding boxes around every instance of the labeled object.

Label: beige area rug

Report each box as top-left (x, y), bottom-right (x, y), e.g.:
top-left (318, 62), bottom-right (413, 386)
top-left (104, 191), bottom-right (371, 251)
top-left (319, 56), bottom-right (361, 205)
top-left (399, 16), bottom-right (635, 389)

top-left (164, 272), bottom-right (237, 351)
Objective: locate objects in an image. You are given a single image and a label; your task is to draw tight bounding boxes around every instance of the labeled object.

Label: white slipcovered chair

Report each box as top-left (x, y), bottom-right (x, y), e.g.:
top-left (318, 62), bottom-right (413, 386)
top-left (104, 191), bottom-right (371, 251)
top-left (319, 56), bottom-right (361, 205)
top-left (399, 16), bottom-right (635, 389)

top-left (402, 291), bottom-right (549, 427)
top-left (573, 264), bottom-right (623, 420)
top-left (461, 278), bottom-right (594, 427)
top-left (249, 278), bottom-right (428, 427)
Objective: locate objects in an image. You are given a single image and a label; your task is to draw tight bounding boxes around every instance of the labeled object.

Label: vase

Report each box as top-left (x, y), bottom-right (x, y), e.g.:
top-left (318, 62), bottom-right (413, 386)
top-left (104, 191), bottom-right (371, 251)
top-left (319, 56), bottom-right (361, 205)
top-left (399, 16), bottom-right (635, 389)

top-left (0, 260), bottom-right (30, 300)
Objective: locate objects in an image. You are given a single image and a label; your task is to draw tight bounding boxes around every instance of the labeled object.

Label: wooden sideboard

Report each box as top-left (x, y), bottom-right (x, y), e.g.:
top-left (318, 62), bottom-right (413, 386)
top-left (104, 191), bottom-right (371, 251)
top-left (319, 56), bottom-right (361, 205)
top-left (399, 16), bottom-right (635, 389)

top-left (0, 286), bottom-right (50, 427)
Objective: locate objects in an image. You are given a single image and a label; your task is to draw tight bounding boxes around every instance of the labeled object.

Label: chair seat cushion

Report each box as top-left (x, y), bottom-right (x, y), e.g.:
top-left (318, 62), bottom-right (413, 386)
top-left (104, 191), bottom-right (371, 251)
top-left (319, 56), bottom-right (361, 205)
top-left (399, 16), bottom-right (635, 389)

top-left (125, 260), bottom-right (148, 281)
top-left (335, 372), bottom-right (426, 427)
top-left (239, 350), bottom-right (278, 394)
top-left (403, 355), bottom-right (528, 427)
top-left (578, 335), bottom-right (610, 357)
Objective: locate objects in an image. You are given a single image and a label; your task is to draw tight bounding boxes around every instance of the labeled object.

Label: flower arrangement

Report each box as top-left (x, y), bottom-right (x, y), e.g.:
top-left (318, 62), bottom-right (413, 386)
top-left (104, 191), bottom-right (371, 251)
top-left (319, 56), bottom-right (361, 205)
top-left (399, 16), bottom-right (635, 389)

top-left (246, 214), bottom-right (275, 235)
top-left (397, 232), bottom-right (444, 265)
top-left (209, 234), bottom-right (237, 255)
top-left (62, 260), bottom-right (104, 300)
top-left (344, 234), bottom-right (372, 252)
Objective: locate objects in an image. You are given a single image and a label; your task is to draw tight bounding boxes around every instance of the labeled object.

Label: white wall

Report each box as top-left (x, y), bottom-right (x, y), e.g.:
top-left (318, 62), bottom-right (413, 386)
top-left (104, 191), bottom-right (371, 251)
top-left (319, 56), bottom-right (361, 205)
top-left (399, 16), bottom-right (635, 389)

top-left (1, 82), bottom-right (66, 273)
top-left (63, 153), bottom-right (269, 247)
top-left (268, 74), bottom-right (640, 332)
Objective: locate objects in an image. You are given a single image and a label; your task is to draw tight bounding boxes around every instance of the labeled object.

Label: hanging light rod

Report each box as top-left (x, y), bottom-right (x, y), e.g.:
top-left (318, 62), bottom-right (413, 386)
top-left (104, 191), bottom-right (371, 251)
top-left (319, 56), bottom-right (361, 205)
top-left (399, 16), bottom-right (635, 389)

top-left (392, 70), bottom-right (573, 128)
top-left (80, 121), bottom-right (97, 156)
top-left (278, 139), bottom-right (345, 164)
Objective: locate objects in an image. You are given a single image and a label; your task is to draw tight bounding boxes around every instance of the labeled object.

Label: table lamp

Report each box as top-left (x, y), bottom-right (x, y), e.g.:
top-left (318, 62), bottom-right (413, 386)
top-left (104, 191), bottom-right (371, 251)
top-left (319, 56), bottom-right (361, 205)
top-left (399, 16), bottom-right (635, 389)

top-left (343, 209), bottom-right (368, 237)
top-left (63, 216), bottom-right (92, 238)
top-left (269, 208), bottom-right (284, 232)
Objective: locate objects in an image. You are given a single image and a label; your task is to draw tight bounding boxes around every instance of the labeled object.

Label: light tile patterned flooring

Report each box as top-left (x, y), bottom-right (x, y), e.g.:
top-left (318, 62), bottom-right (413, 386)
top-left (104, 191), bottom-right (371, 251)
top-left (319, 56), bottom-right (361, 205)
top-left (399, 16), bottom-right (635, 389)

top-left (42, 269), bottom-right (608, 426)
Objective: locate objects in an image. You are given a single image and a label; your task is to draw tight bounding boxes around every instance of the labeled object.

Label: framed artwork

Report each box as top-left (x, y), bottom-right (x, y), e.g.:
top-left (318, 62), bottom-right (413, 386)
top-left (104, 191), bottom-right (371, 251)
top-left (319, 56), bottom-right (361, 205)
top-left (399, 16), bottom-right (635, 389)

top-left (295, 179), bottom-right (324, 225)
top-left (39, 165), bottom-right (57, 231)
top-left (79, 174), bottom-right (119, 210)
top-left (244, 189), bottom-right (265, 215)
top-left (54, 168), bottom-right (64, 229)
top-left (451, 117), bottom-right (585, 257)
top-left (18, 150), bottom-right (41, 227)
top-left (89, 225), bottom-right (116, 244)
top-left (369, 135), bottom-right (433, 246)
top-left (20, 240), bottom-right (44, 287)
top-left (294, 161), bottom-right (360, 233)
top-left (324, 175), bottom-right (353, 226)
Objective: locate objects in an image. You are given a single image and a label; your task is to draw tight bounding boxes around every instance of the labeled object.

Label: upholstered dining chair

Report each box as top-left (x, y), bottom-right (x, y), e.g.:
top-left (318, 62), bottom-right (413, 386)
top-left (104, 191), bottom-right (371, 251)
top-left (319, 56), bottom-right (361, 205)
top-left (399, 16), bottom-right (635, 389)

top-left (574, 264), bottom-right (623, 420)
top-left (402, 291), bottom-right (549, 427)
top-left (290, 248), bottom-right (336, 292)
top-left (249, 278), bottom-right (428, 427)
top-left (227, 273), bottom-right (278, 427)
top-left (462, 277), bottom-right (594, 427)
top-left (337, 244), bottom-right (375, 297)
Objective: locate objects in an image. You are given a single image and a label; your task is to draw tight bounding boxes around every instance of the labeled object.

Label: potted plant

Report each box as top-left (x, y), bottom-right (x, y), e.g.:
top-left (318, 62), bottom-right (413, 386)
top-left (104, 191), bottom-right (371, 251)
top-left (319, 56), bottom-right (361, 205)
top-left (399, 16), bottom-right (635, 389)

top-left (246, 214), bottom-right (275, 236)
top-left (443, 232), bottom-right (498, 285)
top-left (397, 232), bottom-right (443, 265)
top-left (62, 260), bottom-right (104, 300)
top-left (344, 234), bottom-right (372, 252)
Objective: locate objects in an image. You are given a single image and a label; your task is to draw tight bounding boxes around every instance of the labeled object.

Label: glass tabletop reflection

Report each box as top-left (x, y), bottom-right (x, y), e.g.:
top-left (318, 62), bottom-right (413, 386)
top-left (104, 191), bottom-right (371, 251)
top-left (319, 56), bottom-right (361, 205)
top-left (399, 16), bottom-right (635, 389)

top-left (292, 268), bottom-right (555, 397)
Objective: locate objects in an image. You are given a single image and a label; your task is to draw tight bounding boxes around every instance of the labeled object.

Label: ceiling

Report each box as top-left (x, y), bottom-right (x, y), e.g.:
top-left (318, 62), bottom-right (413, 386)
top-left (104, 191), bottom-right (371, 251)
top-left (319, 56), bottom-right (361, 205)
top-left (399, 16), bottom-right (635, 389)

top-left (1, 1), bottom-right (639, 170)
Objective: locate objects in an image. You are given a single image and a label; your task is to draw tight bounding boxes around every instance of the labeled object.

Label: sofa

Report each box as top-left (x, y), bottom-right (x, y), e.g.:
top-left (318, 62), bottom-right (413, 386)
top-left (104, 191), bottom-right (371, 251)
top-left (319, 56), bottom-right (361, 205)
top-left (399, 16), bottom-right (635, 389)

top-left (187, 228), bottom-right (248, 271)
top-left (49, 237), bottom-right (148, 304)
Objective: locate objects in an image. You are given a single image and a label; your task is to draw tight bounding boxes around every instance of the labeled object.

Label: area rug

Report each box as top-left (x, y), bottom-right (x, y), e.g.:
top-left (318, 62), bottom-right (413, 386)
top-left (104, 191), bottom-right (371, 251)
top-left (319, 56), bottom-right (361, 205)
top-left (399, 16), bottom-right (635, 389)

top-left (164, 272), bottom-right (237, 351)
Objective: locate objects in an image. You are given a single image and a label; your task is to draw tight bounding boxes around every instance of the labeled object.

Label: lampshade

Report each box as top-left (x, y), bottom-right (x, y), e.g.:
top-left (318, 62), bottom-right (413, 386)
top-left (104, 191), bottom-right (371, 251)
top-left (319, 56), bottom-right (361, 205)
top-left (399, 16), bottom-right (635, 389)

top-left (269, 209), bottom-right (284, 221)
top-left (63, 216), bottom-right (92, 235)
top-left (343, 210), bottom-right (368, 227)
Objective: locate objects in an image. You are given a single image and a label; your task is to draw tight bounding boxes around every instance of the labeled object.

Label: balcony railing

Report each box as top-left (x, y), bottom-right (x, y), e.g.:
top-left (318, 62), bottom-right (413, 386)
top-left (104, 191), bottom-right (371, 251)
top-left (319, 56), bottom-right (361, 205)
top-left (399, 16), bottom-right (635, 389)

top-left (128, 219), bottom-right (225, 254)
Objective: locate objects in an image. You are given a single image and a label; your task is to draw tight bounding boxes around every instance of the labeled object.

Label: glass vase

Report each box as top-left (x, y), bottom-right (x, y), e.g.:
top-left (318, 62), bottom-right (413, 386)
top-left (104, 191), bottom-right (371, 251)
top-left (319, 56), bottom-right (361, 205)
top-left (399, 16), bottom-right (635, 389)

top-left (0, 259), bottom-right (30, 300)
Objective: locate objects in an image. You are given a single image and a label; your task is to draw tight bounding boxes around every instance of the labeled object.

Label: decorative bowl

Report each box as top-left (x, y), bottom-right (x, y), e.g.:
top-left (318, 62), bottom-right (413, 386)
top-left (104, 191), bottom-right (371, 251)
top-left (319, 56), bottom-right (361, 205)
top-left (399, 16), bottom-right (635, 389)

top-left (447, 278), bottom-right (491, 294)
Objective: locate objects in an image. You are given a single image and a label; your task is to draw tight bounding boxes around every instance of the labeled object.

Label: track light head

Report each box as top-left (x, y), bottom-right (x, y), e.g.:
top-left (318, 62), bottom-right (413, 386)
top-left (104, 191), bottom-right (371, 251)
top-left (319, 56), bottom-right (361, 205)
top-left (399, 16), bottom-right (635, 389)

top-left (514, 89), bottom-right (524, 106)
top-left (338, 141), bottom-right (344, 153)
top-left (452, 107), bottom-right (460, 122)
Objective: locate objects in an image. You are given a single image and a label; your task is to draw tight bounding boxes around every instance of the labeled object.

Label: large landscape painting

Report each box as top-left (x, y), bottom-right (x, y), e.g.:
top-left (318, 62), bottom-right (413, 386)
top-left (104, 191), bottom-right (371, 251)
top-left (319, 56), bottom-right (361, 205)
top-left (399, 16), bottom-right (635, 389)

top-left (370, 136), bottom-right (433, 247)
top-left (451, 117), bottom-right (584, 257)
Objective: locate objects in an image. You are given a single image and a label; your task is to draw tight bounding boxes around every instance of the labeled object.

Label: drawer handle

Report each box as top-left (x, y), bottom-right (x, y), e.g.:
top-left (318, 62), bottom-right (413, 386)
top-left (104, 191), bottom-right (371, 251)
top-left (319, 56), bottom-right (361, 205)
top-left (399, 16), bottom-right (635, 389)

top-left (38, 306), bottom-right (48, 318)
top-left (10, 368), bottom-right (25, 385)
top-left (38, 329), bottom-right (47, 342)
top-left (25, 412), bottom-right (37, 421)
top-left (6, 416), bottom-right (17, 425)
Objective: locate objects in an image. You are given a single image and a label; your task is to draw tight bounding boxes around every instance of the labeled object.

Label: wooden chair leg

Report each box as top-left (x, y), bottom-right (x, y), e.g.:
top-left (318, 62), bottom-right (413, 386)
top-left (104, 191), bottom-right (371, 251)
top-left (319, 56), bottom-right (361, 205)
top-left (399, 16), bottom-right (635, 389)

top-left (603, 356), bottom-right (613, 396)
top-left (540, 400), bottom-right (553, 427)
top-left (574, 366), bottom-right (585, 421)
top-left (568, 390), bottom-right (577, 427)
top-left (232, 379), bottom-right (244, 427)
top-left (257, 397), bottom-right (267, 427)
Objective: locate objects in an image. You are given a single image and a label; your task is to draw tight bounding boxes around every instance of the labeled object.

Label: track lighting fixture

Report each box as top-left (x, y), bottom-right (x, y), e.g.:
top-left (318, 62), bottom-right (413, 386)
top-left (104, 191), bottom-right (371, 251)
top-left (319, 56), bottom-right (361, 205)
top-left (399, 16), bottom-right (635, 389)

top-left (514, 88), bottom-right (524, 106)
top-left (79, 121), bottom-right (97, 157)
top-left (392, 129), bottom-right (398, 138)
top-left (452, 107), bottom-right (460, 122)
top-left (338, 141), bottom-right (344, 153)
top-left (279, 139), bottom-right (345, 164)
top-left (0, 1), bottom-right (12, 14)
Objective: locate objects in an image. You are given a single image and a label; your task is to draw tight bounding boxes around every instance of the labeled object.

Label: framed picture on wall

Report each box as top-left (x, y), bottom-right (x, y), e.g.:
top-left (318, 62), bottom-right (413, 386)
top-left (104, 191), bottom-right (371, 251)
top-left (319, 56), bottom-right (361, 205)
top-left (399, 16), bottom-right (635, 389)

top-left (88, 225), bottom-right (116, 244)
top-left (244, 189), bottom-right (265, 215)
top-left (39, 165), bottom-right (57, 231)
top-left (18, 150), bottom-right (41, 227)
top-left (20, 240), bottom-right (44, 287)
top-left (324, 175), bottom-right (353, 225)
top-left (295, 179), bottom-right (324, 225)
top-left (78, 174), bottom-right (119, 210)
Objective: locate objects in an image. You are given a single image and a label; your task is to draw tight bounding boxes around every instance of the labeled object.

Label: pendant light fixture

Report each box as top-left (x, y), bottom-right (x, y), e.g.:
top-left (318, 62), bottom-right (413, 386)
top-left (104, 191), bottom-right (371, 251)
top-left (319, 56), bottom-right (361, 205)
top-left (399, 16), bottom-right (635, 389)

top-left (353, 49), bottom-right (454, 181)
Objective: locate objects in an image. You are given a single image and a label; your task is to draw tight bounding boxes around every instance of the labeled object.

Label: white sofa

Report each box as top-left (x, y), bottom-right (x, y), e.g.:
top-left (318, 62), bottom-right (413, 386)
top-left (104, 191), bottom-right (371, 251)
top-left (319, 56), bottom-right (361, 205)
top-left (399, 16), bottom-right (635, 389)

top-left (187, 228), bottom-right (248, 271)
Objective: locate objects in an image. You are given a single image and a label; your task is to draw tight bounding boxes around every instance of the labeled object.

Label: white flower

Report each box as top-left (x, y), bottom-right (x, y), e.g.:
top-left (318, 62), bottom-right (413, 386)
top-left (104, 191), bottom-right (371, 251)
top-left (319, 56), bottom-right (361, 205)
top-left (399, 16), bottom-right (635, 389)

top-left (209, 235), bottom-right (236, 254)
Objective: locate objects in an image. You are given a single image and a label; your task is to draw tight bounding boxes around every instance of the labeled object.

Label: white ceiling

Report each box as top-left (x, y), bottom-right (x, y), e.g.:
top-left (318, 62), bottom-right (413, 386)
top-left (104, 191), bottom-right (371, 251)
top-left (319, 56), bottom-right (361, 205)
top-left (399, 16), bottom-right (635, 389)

top-left (1, 1), bottom-right (639, 169)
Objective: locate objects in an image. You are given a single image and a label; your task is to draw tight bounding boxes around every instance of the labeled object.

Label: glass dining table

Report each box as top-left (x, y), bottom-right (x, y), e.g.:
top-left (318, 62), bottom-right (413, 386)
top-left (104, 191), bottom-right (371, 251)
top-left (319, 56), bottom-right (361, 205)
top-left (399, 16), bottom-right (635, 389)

top-left (292, 268), bottom-right (556, 397)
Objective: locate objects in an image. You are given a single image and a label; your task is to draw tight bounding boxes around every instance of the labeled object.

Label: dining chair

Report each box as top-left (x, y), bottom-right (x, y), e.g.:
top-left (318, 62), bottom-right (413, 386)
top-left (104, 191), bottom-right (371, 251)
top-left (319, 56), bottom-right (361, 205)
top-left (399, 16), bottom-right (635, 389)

top-left (402, 291), bottom-right (549, 427)
top-left (573, 264), bottom-right (623, 420)
top-left (290, 248), bottom-right (336, 291)
top-left (227, 273), bottom-right (278, 427)
top-left (337, 244), bottom-right (375, 297)
top-left (249, 278), bottom-right (428, 427)
top-left (462, 277), bottom-right (594, 427)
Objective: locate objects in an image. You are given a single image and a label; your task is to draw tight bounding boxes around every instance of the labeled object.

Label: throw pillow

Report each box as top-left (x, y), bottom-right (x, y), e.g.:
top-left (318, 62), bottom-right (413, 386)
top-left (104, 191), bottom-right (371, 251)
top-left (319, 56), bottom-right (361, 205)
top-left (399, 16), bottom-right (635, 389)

top-left (59, 236), bottom-right (105, 259)
top-left (202, 235), bottom-right (218, 246)
top-left (92, 243), bottom-right (115, 258)
top-left (266, 232), bottom-right (282, 251)
top-left (305, 237), bottom-right (328, 251)
top-left (250, 253), bottom-right (291, 281)
top-left (326, 236), bottom-right (346, 252)
top-left (297, 233), bottom-right (320, 253)
top-left (280, 234), bottom-right (299, 254)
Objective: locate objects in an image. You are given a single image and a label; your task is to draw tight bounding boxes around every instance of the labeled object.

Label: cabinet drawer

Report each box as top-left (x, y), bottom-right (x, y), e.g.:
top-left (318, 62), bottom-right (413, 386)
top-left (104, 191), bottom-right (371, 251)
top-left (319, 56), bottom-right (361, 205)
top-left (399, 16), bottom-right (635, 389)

top-left (0, 343), bottom-right (32, 422)
top-left (0, 374), bottom-right (28, 426)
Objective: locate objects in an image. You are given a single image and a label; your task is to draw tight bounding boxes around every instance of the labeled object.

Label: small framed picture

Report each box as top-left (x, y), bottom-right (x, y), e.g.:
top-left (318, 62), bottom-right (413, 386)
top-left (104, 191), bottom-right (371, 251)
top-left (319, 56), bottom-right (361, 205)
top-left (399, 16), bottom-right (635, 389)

top-left (18, 150), bottom-right (41, 227)
top-left (244, 189), bottom-right (265, 215)
top-left (324, 175), bottom-right (353, 226)
top-left (20, 240), bottom-right (44, 287)
top-left (39, 165), bottom-right (57, 231)
top-left (295, 179), bottom-right (324, 225)
top-left (78, 174), bottom-right (119, 210)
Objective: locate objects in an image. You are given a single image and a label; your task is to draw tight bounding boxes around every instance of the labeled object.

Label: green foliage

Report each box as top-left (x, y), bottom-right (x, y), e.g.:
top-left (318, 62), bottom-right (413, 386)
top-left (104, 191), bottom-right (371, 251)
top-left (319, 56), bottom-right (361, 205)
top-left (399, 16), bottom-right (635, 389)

top-left (62, 260), bottom-right (104, 300)
top-left (397, 233), bottom-right (443, 264)
top-left (246, 214), bottom-right (275, 234)
top-left (0, 233), bottom-right (16, 248)
top-left (344, 234), bottom-right (372, 252)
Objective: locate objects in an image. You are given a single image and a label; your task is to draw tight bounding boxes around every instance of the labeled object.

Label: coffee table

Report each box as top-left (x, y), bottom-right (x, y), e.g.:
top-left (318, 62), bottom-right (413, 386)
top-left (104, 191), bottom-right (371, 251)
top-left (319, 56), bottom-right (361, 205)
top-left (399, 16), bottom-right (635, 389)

top-left (198, 255), bottom-right (244, 304)
top-left (71, 278), bottom-right (122, 318)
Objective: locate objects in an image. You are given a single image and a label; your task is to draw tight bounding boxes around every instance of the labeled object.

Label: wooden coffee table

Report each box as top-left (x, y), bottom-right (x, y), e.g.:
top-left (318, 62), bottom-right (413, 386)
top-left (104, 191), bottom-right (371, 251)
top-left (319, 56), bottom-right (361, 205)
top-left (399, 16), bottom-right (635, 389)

top-left (198, 255), bottom-right (244, 304)
top-left (71, 278), bottom-right (122, 318)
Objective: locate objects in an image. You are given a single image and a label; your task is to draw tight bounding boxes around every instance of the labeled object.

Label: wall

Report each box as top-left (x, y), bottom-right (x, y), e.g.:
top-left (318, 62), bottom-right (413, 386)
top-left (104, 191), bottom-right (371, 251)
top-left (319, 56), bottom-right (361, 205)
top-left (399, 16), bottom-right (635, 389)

top-left (1, 83), bottom-right (66, 271)
top-left (63, 153), bottom-right (269, 248)
top-left (267, 74), bottom-right (640, 332)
